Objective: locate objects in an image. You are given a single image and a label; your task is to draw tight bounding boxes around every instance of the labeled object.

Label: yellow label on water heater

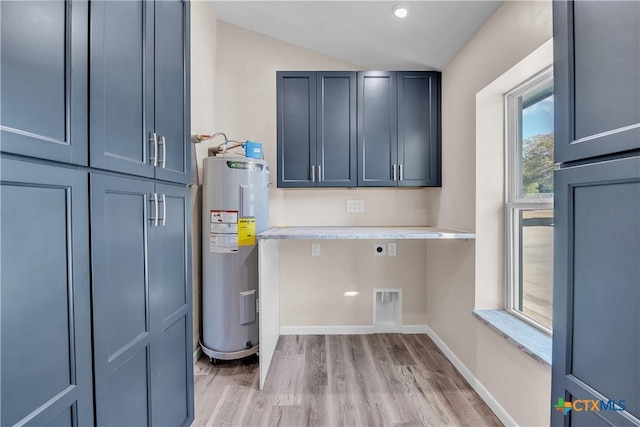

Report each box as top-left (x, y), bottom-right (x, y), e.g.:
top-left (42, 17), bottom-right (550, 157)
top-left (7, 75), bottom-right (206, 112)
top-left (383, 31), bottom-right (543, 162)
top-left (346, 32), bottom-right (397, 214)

top-left (238, 218), bottom-right (256, 246)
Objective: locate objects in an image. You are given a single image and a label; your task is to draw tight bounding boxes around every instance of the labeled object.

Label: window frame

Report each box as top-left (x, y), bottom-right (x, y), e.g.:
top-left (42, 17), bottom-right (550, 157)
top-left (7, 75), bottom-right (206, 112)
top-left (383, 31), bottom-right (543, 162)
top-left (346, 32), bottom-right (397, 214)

top-left (504, 66), bottom-right (554, 335)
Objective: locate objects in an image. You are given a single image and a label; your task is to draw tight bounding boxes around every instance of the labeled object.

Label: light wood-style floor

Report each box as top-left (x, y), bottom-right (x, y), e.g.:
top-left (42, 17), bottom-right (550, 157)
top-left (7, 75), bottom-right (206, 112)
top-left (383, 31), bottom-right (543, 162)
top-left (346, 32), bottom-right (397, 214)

top-left (193, 334), bottom-right (502, 427)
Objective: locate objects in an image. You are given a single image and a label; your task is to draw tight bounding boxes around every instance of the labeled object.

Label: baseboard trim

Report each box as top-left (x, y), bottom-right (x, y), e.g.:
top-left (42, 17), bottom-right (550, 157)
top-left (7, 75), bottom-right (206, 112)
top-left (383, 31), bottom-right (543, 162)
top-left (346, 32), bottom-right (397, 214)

top-left (280, 325), bottom-right (374, 335)
top-left (193, 346), bottom-right (203, 365)
top-left (424, 325), bottom-right (518, 427)
top-left (402, 324), bottom-right (429, 334)
top-left (280, 324), bottom-right (430, 335)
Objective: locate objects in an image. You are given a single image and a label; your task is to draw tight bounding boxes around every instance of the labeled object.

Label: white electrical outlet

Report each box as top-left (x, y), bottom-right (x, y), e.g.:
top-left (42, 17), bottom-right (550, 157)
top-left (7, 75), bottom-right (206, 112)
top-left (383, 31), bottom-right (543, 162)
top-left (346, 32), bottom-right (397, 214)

top-left (387, 242), bottom-right (397, 256)
top-left (346, 199), bottom-right (365, 213)
top-left (311, 243), bottom-right (320, 257)
top-left (373, 243), bottom-right (386, 256)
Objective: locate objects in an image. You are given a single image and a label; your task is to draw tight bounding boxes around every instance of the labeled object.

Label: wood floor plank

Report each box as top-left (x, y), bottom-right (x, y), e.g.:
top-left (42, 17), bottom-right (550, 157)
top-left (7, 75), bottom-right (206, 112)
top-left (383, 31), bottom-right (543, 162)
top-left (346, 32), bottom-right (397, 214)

top-left (193, 334), bottom-right (503, 427)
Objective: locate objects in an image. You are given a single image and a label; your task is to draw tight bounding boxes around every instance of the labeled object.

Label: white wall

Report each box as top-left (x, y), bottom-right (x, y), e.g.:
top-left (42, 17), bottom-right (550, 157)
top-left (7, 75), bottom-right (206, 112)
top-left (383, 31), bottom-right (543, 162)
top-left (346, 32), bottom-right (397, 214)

top-left (214, 21), bottom-right (430, 327)
top-left (426, 1), bottom-right (553, 426)
top-left (190, 1), bottom-right (217, 351)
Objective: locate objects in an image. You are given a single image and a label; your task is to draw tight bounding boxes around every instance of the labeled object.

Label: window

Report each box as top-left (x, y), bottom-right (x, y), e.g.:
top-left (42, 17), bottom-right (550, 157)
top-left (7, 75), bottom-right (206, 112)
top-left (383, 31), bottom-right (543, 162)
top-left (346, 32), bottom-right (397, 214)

top-left (505, 67), bottom-right (554, 332)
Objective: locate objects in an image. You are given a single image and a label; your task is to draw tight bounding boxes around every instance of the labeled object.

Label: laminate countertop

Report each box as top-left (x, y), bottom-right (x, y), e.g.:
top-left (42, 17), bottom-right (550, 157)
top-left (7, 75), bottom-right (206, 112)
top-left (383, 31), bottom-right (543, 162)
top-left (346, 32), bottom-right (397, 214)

top-left (257, 226), bottom-right (475, 240)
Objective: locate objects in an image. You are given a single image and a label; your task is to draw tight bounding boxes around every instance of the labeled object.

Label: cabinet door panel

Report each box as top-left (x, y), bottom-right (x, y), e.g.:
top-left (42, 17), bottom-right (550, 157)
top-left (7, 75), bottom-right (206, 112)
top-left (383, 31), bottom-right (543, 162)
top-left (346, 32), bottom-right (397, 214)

top-left (398, 72), bottom-right (441, 187)
top-left (91, 173), bottom-right (155, 426)
top-left (1, 159), bottom-right (93, 426)
top-left (552, 156), bottom-right (640, 426)
top-left (151, 183), bottom-right (194, 427)
top-left (358, 72), bottom-right (397, 187)
top-left (0, 1), bottom-right (88, 165)
top-left (316, 72), bottom-right (357, 187)
top-left (277, 72), bottom-right (317, 187)
top-left (554, 0), bottom-right (640, 163)
top-left (90, 0), bottom-right (155, 178)
top-left (155, 0), bottom-right (191, 184)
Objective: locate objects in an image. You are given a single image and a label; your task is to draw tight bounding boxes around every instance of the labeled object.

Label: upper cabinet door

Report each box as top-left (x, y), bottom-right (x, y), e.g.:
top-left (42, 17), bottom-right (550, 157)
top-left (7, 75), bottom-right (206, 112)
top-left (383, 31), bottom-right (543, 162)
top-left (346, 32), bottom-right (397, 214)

top-left (277, 72), bottom-right (318, 188)
top-left (90, 0), bottom-right (155, 178)
top-left (0, 1), bottom-right (88, 165)
top-left (357, 71), bottom-right (398, 187)
top-left (1, 158), bottom-right (93, 426)
top-left (397, 72), bottom-right (441, 187)
top-left (154, 0), bottom-right (191, 185)
top-left (554, 0), bottom-right (640, 163)
top-left (316, 72), bottom-right (357, 187)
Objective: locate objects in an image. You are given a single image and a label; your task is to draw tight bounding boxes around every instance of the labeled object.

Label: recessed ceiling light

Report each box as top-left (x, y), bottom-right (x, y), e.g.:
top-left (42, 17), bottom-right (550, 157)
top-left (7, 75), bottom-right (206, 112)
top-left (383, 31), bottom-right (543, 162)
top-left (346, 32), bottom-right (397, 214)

top-left (344, 291), bottom-right (359, 297)
top-left (392, 4), bottom-right (408, 18)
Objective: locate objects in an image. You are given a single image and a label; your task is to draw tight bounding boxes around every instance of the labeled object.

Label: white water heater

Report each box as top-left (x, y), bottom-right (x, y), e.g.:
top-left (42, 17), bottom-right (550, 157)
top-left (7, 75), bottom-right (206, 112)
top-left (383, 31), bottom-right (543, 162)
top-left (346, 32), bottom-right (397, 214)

top-left (201, 156), bottom-right (269, 362)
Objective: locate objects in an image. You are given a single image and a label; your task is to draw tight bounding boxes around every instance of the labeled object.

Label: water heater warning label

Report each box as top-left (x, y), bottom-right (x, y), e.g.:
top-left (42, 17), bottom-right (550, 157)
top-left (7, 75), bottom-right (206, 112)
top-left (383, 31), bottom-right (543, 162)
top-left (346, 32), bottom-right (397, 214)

top-left (238, 218), bottom-right (256, 246)
top-left (210, 210), bottom-right (237, 224)
top-left (210, 210), bottom-right (239, 253)
top-left (209, 234), bottom-right (238, 253)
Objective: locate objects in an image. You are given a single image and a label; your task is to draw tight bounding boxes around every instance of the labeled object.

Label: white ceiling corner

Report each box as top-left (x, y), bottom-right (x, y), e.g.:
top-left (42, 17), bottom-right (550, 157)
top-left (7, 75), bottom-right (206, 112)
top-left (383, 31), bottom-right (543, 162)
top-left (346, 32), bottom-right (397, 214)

top-left (209, 1), bottom-right (502, 70)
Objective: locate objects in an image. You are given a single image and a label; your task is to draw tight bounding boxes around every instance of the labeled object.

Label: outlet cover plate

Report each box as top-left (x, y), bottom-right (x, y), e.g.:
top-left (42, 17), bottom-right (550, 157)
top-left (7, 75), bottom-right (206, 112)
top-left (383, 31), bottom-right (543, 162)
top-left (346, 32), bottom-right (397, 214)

top-left (387, 242), bottom-right (397, 256)
top-left (346, 199), bottom-right (364, 213)
top-left (374, 243), bottom-right (386, 256)
top-left (311, 243), bottom-right (320, 256)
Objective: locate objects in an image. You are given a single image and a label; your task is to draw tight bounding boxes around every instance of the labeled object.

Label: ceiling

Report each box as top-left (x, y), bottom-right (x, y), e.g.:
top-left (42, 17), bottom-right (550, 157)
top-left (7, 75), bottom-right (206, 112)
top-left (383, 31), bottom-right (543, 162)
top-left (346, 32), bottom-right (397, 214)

top-left (210, 1), bottom-right (502, 70)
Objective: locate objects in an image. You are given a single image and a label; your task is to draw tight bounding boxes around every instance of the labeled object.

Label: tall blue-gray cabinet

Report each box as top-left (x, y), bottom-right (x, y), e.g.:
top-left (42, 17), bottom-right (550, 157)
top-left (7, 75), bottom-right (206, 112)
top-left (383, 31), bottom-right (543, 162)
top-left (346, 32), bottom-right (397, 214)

top-left (357, 71), bottom-right (441, 187)
top-left (552, 1), bottom-right (640, 426)
top-left (277, 71), bottom-right (357, 187)
top-left (91, 174), bottom-right (194, 427)
top-left (0, 1), bottom-right (88, 165)
top-left (1, 1), bottom-right (193, 426)
top-left (90, 0), bottom-right (191, 185)
top-left (1, 158), bottom-right (94, 426)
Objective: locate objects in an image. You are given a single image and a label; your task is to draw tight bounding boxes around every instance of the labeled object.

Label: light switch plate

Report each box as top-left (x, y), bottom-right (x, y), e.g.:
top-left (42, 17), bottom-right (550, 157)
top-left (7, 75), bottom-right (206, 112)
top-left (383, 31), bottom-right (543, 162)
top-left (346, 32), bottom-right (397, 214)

top-left (311, 243), bottom-right (320, 256)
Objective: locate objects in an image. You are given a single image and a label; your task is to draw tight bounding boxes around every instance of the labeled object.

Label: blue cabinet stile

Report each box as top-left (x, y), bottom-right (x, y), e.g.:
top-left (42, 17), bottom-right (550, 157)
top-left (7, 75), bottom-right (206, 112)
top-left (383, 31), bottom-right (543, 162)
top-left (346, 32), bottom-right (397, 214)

top-left (0, 1), bottom-right (193, 426)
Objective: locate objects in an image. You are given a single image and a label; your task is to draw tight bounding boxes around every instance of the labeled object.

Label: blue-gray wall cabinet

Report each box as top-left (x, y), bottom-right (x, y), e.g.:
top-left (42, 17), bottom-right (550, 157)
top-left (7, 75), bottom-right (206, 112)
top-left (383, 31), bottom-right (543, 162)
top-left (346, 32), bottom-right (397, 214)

top-left (357, 71), bottom-right (397, 187)
top-left (316, 72), bottom-right (357, 187)
top-left (277, 71), bottom-right (357, 187)
top-left (357, 71), bottom-right (441, 187)
top-left (397, 72), bottom-right (441, 187)
top-left (554, 0), bottom-right (640, 163)
top-left (90, 174), bottom-right (194, 427)
top-left (277, 72), bottom-right (318, 187)
top-left (0, 1), bottom-right (88, 165)
top-left (90, 0), bottom-right (191, 184)
top-left (1, 158), bottom-right (94, 426)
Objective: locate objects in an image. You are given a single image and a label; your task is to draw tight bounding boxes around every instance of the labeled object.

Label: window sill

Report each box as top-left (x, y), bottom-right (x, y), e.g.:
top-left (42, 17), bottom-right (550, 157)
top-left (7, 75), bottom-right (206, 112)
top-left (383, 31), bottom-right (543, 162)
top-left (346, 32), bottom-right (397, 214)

top-left (472, 309), bottom-right (552, 367)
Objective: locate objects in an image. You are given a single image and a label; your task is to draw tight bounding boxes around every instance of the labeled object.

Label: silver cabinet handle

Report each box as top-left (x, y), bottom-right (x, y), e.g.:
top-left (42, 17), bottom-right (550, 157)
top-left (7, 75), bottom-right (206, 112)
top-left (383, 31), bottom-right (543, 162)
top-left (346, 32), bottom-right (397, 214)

top-left (399, 164), bottom-right (403, 181)
top-left (161, 193), bottom-right (166, 226)
top-left (151, 193), bottom-right (159, 227)
top-left (392, 164), bottom-right (397, 181)
top-left (311, 165), bottom-right (316, 182)
top-left (317, 165), bottom-right (322, 182)
top-left (160, 136), bottom-right (167, 168)
top-left (150, 133), bottom-right (158, 167)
